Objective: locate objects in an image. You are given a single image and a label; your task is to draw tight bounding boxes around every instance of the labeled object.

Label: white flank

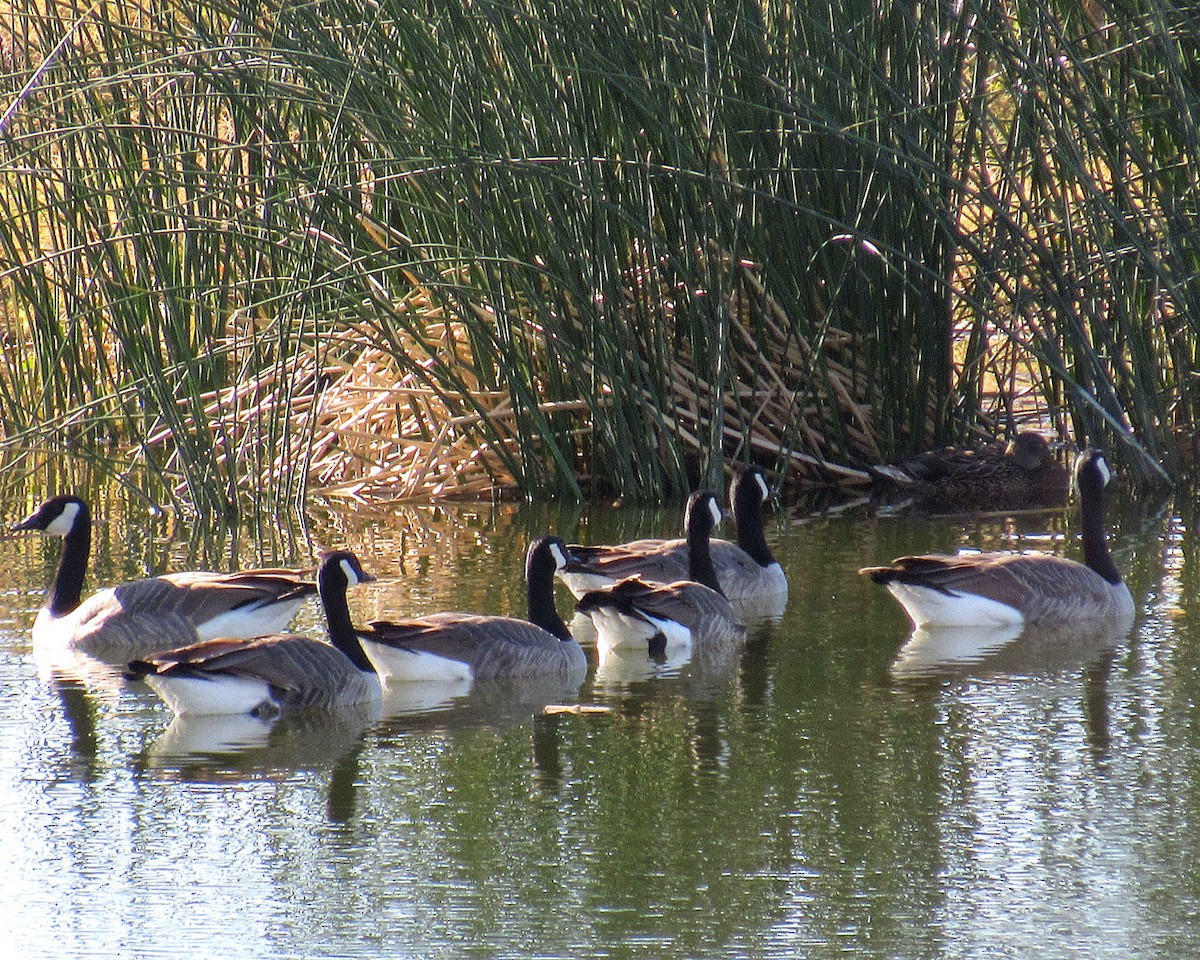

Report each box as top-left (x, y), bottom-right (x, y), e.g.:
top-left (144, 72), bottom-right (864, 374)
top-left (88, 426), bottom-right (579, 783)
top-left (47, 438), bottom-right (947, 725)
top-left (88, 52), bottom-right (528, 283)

top-left (30, 607), bottom-right (77, 647)
top-left (146, 674), bottom-right (275, 717)
top-left (358, 638), bottom-right (474, 685)
top-left (886, 583), bottom-right (1025, 629)
top-left (586, 607), bottom-right (693, 655)
top-left (759, 562), bottom-right (789, 595)
top-left (194, 599), bottom-right (306, 642)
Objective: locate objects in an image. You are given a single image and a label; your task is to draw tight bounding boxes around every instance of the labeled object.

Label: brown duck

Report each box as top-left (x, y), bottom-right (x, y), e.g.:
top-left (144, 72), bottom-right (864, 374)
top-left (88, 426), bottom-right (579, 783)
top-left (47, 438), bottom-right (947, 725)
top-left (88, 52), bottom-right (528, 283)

top-left (870, 431), bottom-right (1069, 508)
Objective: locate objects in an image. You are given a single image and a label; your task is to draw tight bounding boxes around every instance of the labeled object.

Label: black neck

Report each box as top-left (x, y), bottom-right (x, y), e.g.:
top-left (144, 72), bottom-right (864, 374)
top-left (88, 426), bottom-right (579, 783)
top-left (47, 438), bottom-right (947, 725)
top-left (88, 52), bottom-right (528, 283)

top-left (320, 572), bottom-right (375, 672)
top-left (527, 561), bottom-right (572, 640)
top-left (733, 476), bottom-right (776, 568)
top-left (1080, 476), bottom-right (1121, 584)
top-left (48, 507), bottom-right (90, 617)
top-left (687, 515), bottom-right (724, 596)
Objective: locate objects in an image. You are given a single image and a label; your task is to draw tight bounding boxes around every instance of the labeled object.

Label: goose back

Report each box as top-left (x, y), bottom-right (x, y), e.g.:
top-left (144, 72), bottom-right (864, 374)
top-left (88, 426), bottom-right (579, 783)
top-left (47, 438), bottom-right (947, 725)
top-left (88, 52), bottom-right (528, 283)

top-left (575, 491), bottom-right (745, 656)
top-left (576, 574), bottom-right (744, 656)
top-left (15, 495), bottom-right (316, 660)
top-left (358, 611), bottom-right (586, 682)
top-left (355, 535), bottom-right (586, 685)
top-left (860, 448), bottom-right (1132, 627)
top-left (128, 550), bottom-right (379, 717)
top-left (558, 466), bottom-right (786, 601)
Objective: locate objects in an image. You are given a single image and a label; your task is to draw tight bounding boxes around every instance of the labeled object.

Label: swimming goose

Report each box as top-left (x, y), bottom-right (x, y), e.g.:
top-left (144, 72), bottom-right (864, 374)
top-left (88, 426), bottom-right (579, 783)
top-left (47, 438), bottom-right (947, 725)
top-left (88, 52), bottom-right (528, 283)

top-left (127, 550), bottom-right (380, 717)
top-left (859, 448), bottom-right (1133, 628)
top-left (870, 431), bottom-right (1070, 508)
top-left (14, 495), bottom-right (317, 660)
top-left (557, 466), bottom-right (787, 601)
top-left (574, 490), bottom-right (745, 657)
top-left (355, 535), bottom-right (587, 684)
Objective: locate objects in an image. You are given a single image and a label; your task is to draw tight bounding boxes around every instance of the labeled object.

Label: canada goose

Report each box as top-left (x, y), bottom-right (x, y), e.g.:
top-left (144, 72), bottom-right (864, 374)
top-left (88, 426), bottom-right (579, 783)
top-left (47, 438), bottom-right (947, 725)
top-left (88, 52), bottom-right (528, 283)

top-left (859, 448), bottom-right (1134, 628)
top-left (14, 495), bottom-right (316, 660)
top-left (574, 490), bottom-right (745, 657)
top-left (127, 550), bottom-right (380, 717)
top-left (870, 431), bottom-right (1070, 507)
top-left (557, 465), bottom-right (787, 601)
top-left (355, 535), bottom-right (587, 684)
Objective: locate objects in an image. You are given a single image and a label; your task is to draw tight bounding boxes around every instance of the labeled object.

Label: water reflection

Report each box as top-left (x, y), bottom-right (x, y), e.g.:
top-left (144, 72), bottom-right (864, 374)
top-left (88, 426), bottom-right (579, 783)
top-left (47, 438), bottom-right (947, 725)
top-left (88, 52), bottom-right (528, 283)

top-left (374, 672), bottom-right (588, 739)
top-left (5, 477), bottom-right (1200, 960)
top-left (32, 645), bottom-right (128, 701)
top-left (141, 699), bottom-right (382, 773)
top-left (889, 617), bottom-right (1133, 682)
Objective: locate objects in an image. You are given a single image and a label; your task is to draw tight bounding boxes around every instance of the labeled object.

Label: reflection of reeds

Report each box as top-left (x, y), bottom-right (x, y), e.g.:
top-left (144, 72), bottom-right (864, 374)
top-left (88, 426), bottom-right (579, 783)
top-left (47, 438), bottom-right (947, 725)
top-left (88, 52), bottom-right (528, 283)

top-left (1, 0), bottom-right (1194, 508)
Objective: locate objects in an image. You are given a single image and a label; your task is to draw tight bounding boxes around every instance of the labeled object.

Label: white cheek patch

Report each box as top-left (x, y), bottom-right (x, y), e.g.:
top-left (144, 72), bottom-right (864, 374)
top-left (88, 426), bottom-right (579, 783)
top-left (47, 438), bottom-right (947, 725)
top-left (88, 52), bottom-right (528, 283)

top-left (340, 557), bottom-right (360, 587)
top-left (1097, 457), bottom-right (1111, 486)
top-left (549, 542), bottom-right (567, 570)
top-left (755, 473), bottom-right (770, 502)
top-left (45, 502), bottom-right (82, 537)
top-left (708, 497), bottom-right (723, 527)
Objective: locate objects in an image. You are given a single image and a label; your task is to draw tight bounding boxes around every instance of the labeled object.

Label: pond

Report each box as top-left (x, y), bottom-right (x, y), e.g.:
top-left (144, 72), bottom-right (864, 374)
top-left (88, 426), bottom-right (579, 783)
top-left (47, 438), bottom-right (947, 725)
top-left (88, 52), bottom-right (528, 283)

top-left (1, 480), bottom-right (1198, 959)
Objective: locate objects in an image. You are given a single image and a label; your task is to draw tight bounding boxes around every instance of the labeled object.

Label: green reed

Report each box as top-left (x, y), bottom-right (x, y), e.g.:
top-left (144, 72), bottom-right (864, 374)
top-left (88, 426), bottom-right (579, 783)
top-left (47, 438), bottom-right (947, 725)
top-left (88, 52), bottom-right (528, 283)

top-left (0, 0), bottom-right (1194, 509)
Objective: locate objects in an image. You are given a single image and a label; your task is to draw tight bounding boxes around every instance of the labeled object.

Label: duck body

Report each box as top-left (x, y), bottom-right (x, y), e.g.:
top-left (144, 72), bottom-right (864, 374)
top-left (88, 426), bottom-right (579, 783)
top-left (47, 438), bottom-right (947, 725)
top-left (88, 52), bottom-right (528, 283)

top-left (128, 551), bottom-right (380, 717)
top-left (558, 466), bottom-right (787, 601)
top-left (871, 431), bottom-right (1069, 508)
top-left (356, 536), bottom-right (586, 685)
top-left (861, 448), bottom-right (1133, 628)
top-left (575, 491), bottom-right (745, 657)
top-left (15, 495), bottom-right (315, 660)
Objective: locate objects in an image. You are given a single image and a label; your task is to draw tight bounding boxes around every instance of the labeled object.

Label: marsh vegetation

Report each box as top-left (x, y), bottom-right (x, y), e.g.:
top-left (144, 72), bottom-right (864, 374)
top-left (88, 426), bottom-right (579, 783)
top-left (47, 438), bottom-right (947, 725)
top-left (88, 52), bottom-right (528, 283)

top-left (2, 0), bottom-right (1196, 510)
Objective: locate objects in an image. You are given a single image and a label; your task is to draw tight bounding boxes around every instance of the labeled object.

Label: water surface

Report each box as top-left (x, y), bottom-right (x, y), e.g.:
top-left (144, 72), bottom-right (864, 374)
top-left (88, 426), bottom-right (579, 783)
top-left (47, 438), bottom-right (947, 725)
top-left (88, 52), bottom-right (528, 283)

top-left (1, 487), bottom-right (1197, 959)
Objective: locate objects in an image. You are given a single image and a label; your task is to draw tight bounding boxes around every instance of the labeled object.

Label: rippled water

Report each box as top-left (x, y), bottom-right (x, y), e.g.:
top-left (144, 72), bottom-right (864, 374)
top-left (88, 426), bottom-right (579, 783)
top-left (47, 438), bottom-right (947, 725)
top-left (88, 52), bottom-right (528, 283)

top-left (1, 485), bottom-right (1198, 959)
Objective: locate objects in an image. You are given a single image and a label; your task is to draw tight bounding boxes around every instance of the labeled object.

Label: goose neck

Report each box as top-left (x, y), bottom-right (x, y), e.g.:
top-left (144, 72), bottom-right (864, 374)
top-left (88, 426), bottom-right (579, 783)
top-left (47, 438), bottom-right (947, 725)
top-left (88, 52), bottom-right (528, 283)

top-left (1080, 482), bottom-right (1121, 584)
top-left (527, 565), bottom-right (571, 640)
top-left (687, 523), bottom-right (724, 595)
top-left (320, 575), bottom-right (375, 672)
top-left (48, 518), bottom-right (90, 617)
top-left (734, 496), bottom-right (776, 567)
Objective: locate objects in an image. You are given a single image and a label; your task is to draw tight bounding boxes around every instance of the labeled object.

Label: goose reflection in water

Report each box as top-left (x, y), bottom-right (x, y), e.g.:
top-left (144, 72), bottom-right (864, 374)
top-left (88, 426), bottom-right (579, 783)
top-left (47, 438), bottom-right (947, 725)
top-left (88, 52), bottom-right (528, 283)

top-left (34, 644), bottom-right (129, 705)
top-left (142, 697), bottom-right (384, 770)
top-left (888, 615), bottom-right (1133, 764)
top-left (139, 701), bottom-right (383, 823)
top-left (887, 614), bottom-right (1133, 683)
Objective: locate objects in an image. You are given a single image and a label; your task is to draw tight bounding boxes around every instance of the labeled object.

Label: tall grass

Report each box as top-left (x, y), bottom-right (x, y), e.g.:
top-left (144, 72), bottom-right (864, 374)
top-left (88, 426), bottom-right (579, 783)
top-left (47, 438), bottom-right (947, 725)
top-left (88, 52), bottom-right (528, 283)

top-left (0, 0), bottom-right (1195, 509)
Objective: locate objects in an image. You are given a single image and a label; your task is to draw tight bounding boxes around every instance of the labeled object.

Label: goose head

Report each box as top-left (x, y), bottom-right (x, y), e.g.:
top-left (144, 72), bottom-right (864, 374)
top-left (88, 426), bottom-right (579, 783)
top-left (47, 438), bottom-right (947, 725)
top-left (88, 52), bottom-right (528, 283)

top-left (13, 495), bottom-right (89, 537)
top-left (526, 535), bottom-right (575, 581)
top-left (685, 489), bottom-right (724, 540)
top-left (732, 465), bottom-right (772, 512)
top-left (317, 549), bottom-right (377, 595)
top-left (1073, 447), bottom-right (1112, 496)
